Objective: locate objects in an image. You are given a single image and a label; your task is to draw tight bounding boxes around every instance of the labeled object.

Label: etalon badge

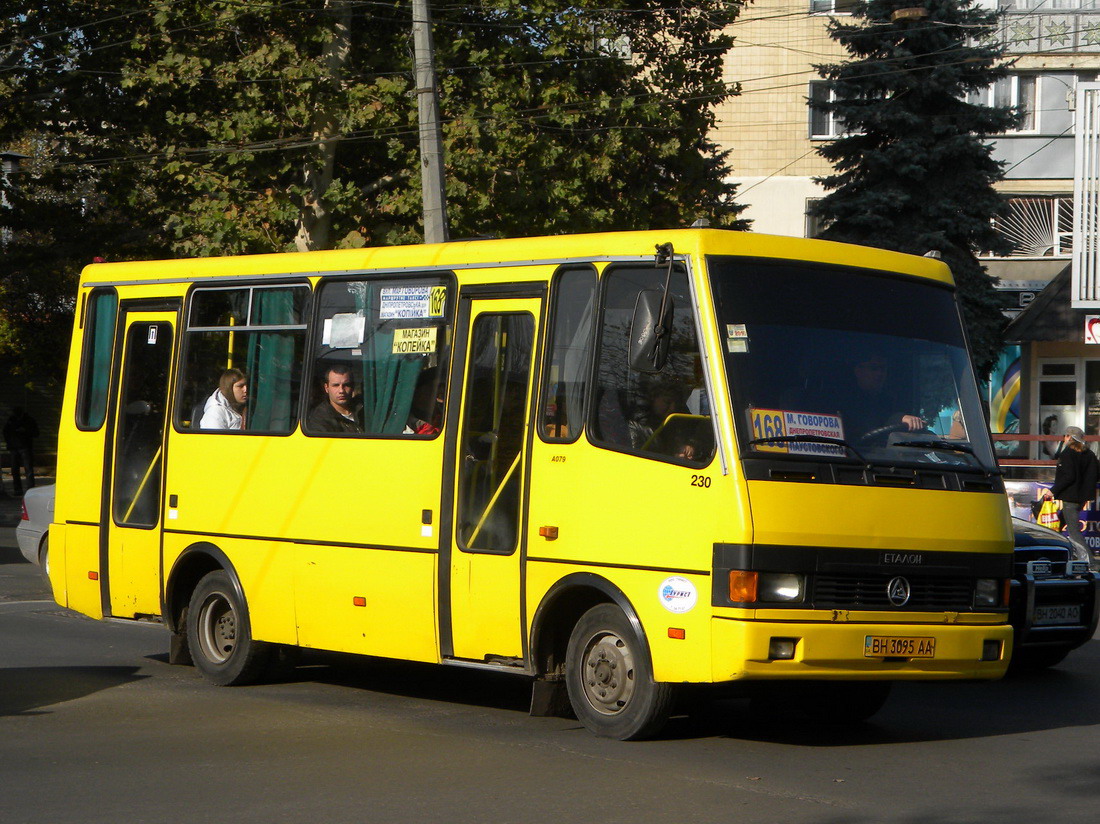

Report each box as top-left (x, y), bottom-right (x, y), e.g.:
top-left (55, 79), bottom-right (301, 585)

top-left (887, 576), bottom-right (911, 607)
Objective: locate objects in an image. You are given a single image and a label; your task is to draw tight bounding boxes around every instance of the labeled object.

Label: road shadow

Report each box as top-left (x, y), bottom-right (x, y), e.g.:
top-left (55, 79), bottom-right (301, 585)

top-left (280, 650), bottom-right (534, 713)
top-left (255, 639), bottom-right (1100, 745)
top-left (0, 545), bottom-right (30, 565)
top-left (0, 666), bottom-right (147, 716)
top-left (660, 644), bottom-right (1100, 745)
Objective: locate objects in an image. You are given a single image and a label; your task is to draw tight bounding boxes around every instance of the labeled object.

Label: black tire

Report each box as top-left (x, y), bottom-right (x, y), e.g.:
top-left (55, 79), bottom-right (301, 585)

top-left (185, 570), bottom-right (271, 686)
top-left (37, 536), bottom-right (50, 587)
top-left (1009, 646), bottom-right (1071, 672)
top-left (751, 681), bottom-right (892, 724)
top-left (564, 603), bottom-right (674, 740)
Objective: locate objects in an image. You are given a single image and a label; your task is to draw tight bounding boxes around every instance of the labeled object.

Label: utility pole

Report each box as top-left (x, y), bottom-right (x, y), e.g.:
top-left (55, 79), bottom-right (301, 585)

top-left (412, 0), bottom-right (449, 244)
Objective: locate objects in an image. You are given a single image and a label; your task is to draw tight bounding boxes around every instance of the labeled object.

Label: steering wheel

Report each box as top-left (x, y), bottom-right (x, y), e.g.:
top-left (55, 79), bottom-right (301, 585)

top-left (856, 423), bottom-right (910, 444)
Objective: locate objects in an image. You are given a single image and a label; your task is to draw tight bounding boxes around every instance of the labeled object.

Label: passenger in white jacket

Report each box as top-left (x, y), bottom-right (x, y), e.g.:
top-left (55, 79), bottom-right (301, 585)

top-left (200, 368), bottom-right (248, 430)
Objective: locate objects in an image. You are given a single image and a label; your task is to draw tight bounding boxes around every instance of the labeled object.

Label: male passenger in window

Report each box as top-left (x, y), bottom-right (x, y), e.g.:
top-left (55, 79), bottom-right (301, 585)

top-left (307, 364), bottom-right (362, 433)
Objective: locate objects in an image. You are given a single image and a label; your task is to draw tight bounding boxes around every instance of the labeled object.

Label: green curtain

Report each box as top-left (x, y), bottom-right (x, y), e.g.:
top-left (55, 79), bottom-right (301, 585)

top-left (247, 290), bottom-right (297, 431)
top-left (355, 284), bottom-right (422, 435)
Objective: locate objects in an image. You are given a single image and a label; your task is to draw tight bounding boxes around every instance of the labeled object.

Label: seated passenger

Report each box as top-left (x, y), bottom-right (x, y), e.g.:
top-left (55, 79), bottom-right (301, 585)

top-left (200, 368), bottom-right (248, 430)
top-left (404, 368), bottom-right (444, 436)
top-left (307, 364), bottom-right (361, 433)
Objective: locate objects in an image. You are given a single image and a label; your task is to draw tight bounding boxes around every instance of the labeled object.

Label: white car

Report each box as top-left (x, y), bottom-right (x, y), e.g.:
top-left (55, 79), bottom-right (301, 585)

top-left (16, 484), bottom-right (54, 582)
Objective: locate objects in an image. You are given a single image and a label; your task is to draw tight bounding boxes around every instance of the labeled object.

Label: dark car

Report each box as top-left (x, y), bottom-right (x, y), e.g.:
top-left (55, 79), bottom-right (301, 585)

top-left (1009, 517), bottom-right (1100, 669)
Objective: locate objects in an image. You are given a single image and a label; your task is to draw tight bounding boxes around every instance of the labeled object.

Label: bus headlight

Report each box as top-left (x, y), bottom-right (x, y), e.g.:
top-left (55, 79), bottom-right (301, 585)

top-left (974, 578), bottom-right (1002, 608)
top-left (758, 572), bottom-right (805, 603)
top-left (728, 571), bottom-right (805, 603)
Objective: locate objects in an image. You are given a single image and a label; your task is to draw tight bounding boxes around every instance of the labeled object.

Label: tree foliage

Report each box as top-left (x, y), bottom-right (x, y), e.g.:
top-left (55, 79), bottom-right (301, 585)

top-left (0, 1), bottom-right (746, 376)
top-left (810, 0), bottom-right (1016, 376)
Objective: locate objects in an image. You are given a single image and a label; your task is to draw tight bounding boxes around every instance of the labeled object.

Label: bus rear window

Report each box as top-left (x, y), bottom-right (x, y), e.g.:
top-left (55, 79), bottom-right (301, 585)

top-left (76, 289), bottom-right (118, 430)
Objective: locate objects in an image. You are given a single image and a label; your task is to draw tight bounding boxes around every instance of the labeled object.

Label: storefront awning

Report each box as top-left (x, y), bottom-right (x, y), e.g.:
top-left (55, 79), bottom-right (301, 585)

top-left (1004, 264), bottom-right (1082, 343)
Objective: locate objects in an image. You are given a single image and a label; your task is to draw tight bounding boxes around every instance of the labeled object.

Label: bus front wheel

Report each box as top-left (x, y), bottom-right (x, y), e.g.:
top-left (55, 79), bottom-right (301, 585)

top-left (186, 570), bottom-right (271, 686)
top-left (565, 604), bottom-right (673, 740)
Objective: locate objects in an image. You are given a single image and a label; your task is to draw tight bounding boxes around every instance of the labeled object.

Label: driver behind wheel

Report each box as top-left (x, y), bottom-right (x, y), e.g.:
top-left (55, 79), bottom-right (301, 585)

top-left (846, 354), bottom-right (923, 437)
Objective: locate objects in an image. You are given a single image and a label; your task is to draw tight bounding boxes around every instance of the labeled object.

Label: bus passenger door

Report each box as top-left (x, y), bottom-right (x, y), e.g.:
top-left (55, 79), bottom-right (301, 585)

top-left (104, 308), bottom-right (178, 619)
top-left (444, 295), bottom-right (542, 663)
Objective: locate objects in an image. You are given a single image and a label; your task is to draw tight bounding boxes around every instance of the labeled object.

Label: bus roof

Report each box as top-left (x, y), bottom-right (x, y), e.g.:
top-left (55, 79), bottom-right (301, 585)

top-left (77, 228), bottom-right (954, 288)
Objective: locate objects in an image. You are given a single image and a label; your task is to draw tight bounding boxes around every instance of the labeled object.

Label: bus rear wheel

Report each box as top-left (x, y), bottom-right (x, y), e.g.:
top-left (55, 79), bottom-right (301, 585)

top-left (186, 570), bottom-right (271, 686)
top-left (565, 604), bottom-right (673, 740)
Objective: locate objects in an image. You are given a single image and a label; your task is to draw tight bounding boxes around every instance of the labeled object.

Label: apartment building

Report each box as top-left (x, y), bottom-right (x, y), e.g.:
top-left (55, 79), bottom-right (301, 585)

top-left (717, 0), bottom-right (1100, 459)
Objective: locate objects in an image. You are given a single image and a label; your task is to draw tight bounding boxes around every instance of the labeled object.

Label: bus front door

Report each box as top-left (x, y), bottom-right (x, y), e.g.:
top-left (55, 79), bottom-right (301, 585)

top-left (104, 308), bottom-right (177, 619)
top-left (445, 296), bottom-right (542, 663)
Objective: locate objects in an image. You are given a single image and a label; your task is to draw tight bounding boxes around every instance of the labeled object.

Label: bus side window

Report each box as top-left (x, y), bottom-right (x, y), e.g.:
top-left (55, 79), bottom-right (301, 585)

top-left (305, 277), bottom-right (452, 438)
top-left (541, 265), bottom-right (596, 443)
top-left (178, 285), bottom-right (310, 434)
top-left (76, 289), bottom-right (119, 430)
top-left (589, 265), bottom-right (715, 466)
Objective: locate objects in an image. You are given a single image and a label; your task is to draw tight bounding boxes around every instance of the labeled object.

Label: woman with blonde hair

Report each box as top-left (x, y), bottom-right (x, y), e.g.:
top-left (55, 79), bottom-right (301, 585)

top-left (199, 368), bottom-right (248, 430)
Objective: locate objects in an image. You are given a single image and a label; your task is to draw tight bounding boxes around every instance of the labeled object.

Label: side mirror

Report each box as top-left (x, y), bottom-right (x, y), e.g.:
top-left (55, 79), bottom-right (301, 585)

top-left (629, 289), bottom-right (673, 373)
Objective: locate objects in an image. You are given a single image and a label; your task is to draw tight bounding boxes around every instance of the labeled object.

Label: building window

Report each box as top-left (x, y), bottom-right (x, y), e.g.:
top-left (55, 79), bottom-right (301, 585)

top-left (811, 0), bottom-right (858, 13)
top-left (991, 196), bottom-right (1073, 257)
top-left (809, 82), bottom-right (845, 139)
top-left (1005, 0), bottom-right (1100, 9)
top-left (970, 75), bottom-right (1037, 133)
top-left (805, 198), bottom-right (830, 238)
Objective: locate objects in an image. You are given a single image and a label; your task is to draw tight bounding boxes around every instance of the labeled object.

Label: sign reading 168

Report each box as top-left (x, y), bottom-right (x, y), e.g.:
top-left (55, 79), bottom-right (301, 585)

top-left (749, 409), bottom-right (788, 452)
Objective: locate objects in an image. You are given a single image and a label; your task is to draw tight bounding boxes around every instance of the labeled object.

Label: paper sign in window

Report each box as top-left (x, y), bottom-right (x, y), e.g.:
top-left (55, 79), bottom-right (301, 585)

top-left (323, 314), bottom-right (365, 348)
top-left (392, 327), bottom-right (438, 355)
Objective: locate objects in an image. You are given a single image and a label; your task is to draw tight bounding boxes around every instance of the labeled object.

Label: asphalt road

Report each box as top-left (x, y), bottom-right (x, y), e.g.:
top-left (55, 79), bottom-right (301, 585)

top-left (3, 523), bottom-right (1100, 824)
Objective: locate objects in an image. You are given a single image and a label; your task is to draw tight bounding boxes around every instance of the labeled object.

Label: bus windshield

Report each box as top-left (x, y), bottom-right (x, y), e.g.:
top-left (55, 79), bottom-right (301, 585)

top-left (707, 256), bottom-right (997, 473)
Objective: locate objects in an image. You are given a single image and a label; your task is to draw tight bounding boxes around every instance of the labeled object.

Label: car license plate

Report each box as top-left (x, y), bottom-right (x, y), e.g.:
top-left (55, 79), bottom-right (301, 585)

top-left (1033, 605), bottom-right (1081, 626)
top-left (864, 635), bottom-right (936, 658)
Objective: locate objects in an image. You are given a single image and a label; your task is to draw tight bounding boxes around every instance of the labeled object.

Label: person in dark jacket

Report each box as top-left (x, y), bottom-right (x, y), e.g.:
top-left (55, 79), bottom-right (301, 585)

top-left (1051, 425), bottom-right (1100, 558)
top-left (3, 406), bottom-right (39, 494)
top-left (306, 364), bottom-right (362, 433)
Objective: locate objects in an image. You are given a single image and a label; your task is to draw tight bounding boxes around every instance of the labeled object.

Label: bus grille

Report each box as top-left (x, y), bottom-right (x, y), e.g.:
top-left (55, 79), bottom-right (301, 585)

top-left (812, 574), bottom-right (974, 610)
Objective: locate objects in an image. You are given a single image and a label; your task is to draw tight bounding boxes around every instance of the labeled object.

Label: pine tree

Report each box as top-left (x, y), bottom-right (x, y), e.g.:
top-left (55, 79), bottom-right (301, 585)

top-left (811, 0), bottom-right (1017, 376)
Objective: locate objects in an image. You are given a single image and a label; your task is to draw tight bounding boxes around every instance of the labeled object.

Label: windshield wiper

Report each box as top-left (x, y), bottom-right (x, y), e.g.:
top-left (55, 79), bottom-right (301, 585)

top-left (747, 435), bottom-right (868, 465)
top-left (890, 439), bottom-right (975, 456)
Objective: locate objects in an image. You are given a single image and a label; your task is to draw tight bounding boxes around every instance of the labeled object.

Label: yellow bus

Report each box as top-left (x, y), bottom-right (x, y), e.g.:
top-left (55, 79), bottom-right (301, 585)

top-left (49, 228), bottom-right (1013, 739)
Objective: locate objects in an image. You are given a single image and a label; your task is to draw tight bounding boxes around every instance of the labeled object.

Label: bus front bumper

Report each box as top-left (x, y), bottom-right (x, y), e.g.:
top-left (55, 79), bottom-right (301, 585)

top-left (711, 616), bottom-right (1013, 682)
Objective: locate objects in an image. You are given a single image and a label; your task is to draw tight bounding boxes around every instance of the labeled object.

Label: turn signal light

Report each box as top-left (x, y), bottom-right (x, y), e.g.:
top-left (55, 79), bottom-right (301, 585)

top-left (352, 596), bottom-right (366, 607)
top-left (668, 628), bottom-right (686, 640)
top-left (729, 570), bottom-right (758, 603)
top-left (88, 571), bottom-right (99, 581)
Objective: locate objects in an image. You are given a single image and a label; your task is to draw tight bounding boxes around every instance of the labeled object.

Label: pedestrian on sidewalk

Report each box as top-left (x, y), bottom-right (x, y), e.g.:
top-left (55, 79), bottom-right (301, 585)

top-left (1052, 425), bottom-right (1100, 562)
top-left (3, 406), bottom-right (40, 495)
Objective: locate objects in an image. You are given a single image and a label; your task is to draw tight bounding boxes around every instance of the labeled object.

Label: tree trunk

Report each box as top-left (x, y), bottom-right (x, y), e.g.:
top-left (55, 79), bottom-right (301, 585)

top-left (294, 0), bottom-right (352, 252)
